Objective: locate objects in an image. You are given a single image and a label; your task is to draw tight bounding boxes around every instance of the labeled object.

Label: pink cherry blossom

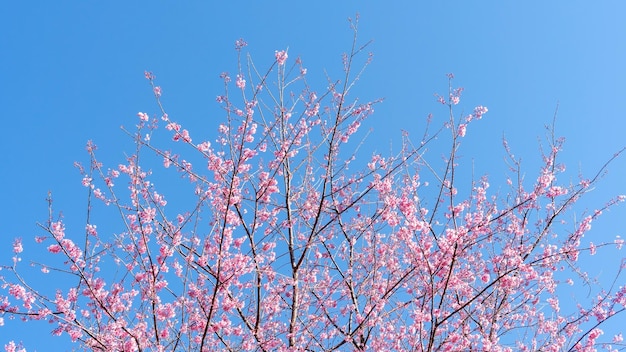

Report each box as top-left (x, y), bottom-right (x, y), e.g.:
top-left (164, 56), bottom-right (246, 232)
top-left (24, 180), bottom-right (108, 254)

top-left (1, 24), bottom-right (624, 352)
top-left (458, 123), bottom-right (467, 137)
top-left (11, 238), bottom-right (22, 254)
top-left (235, 38), bottom-right (247, 50)
top-left (137, 112), bottom-right (149, 121)
top-left (275, 50), bottom-right (288, 66)
top-left (4, 341), bottom-right (26, 352)
top-left (235, 74), bottom-right (246, 89)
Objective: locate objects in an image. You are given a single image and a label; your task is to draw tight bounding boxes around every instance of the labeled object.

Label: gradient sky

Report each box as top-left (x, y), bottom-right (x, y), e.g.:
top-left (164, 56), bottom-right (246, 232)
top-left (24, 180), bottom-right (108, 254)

top-left (1, 2), bottom-right (625, 350)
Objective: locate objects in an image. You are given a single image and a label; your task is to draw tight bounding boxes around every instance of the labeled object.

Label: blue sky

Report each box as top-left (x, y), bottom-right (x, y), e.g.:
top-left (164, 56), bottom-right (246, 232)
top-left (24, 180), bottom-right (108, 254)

top-left (1, 2), bottom-right (625, 350)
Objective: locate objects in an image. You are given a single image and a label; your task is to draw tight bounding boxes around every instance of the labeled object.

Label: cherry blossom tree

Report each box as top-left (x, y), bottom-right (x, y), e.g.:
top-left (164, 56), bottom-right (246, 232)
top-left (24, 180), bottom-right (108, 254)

top-left (2, 20), bottom-right (625, 351)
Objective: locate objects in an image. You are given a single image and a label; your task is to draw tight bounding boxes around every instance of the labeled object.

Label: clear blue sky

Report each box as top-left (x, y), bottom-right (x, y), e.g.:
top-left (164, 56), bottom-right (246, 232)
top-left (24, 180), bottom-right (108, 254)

top-left (1, 2), bottom-right (625, 350)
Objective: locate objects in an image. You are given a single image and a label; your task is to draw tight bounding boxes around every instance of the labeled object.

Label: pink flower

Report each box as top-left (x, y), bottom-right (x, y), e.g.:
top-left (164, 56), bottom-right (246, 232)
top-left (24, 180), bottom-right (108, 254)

top-left (50, 221), bottom-right (65, 240)
top-left (473, 105), bottom-right (488, 119)
top-left (589, 242), bottom-right (596, 255)
top-left (48, 244), bottom-right (62, 253)
top-left (197, 141), bottom-right (211, 152)
top-left (235, 38), bottom-right (247, 50)
top-left (163, 152), bottom-right (172, 168)
top-left (68, 329), bottom-right (82, 342)
top-left (156, 303), bottom-right (175, 321)
top-left (450, 87), bottom-right (463, 105)
top-left (219, 72), bottom-right (231, 83)
top-left (537, 173), bottom-right (555, 189)
top-left (236, 74), bottom-right (246, 89)
top-left (547, 297), bottom-right (560, 312)
top-left (166, 122), bottom-right (181, 132)
top-left (4, 341), bottom-right (26, 352)
top-left (275, 50), bottom-right (288, 66)
top-left (458, 123), bottom-right (467, 137)
top-left (234, 237), bottom-right (245, 248)
top-left (85, 224), bottom-right (97, 236)
top-left (616, 236), bottom-right (624, 249)
top-left (137, 112), bottom-right (149, 121)
top-left (178, 129), bottom-right (192, 143)
top-left (12, 238), bottom-right (23, 254)
top-left (305, 103), bottom-right (319, 117)
top-left (587, 328), bottom-right (603, 344)
top-left (546, 186), bottom-right (568, 198)
top-left (481, 273), bottom-right (490, 283)
top-left (81, 176), bottom-right (92, 187)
